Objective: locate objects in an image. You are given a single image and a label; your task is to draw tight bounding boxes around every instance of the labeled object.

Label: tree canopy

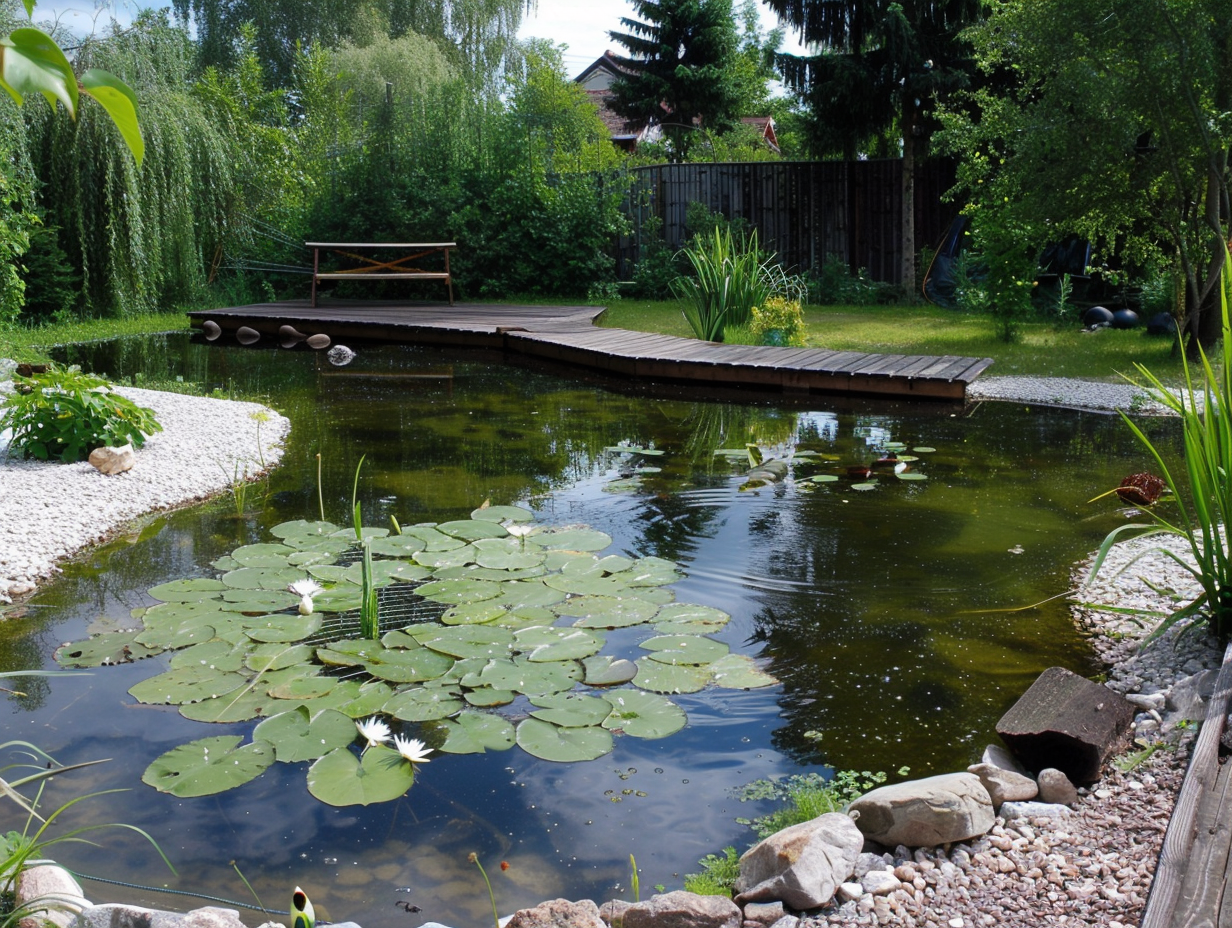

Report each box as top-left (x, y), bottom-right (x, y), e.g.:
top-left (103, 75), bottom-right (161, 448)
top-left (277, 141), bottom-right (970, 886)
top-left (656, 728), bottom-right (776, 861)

top-left (607, 0), bottom-right (742, 160)
top-left (938, 0), bottom-right (1232, 348)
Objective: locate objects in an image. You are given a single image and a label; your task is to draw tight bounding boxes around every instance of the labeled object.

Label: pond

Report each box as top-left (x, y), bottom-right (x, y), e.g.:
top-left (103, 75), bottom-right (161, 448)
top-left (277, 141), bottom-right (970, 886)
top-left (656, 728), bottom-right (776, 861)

top-left (3, 333), bottom-right (1174, 928)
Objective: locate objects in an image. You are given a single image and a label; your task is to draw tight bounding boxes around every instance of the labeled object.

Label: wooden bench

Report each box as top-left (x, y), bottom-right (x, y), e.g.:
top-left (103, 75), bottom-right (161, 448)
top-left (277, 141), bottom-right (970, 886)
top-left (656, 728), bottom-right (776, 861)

top-left (308, 242), bottom-right (455, 307)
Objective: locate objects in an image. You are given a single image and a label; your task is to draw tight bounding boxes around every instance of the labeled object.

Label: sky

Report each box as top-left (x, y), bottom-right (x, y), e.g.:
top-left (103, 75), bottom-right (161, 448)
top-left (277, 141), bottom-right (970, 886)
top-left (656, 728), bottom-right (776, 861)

top-left (34, 0), bottom-right (807, 81)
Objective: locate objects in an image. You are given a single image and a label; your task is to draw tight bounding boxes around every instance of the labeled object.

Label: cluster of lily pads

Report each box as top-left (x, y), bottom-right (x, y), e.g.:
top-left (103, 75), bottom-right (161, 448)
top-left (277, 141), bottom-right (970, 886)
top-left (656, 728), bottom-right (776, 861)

top-left (714, 440), bottom-right (936, 492)
top-left (55, 506), bottom-right (776, 806)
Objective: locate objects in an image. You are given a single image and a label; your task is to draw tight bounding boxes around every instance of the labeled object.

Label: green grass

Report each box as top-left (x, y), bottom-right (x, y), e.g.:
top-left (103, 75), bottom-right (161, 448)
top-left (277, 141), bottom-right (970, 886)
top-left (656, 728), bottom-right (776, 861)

top-left (0, 313), bottom-right (190, 363)
top-left (600, 299), bottom-right (1188, 383)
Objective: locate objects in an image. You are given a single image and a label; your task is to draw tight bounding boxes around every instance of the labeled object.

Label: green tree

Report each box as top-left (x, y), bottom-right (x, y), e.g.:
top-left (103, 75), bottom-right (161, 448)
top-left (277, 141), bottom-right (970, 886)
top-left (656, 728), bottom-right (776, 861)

top-left (938, 0), bottom-right (1232, 350)
top-left (764, 0), bottom-right (981, 292)
top-left (607, 0), bottom-right (742, 161)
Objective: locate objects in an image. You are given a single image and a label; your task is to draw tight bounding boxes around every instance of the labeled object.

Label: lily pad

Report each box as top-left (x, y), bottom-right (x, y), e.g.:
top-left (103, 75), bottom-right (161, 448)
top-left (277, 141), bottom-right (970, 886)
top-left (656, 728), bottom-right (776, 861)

top-left (438, 711), bottom-right (516, 753)
top-left (912, 446), bottom-right (936, 453)
top-left (808, 474), bottom-right (840, 484)
top-left (307, 744), bottom-right (414, 806)
top-left (271, 520), bottom-right (340, 540)
top-left (55, 633), bottom-right (162, 667)
top-left (515, 718), bottom-right (613, 762)
top-left (529, 693), bottom-right (612, 728)
top-left (581, 656), bottom-right (639, 687)
top-left (500, 580), bottom-right (568, 608)
top-left (129, 665), bottom-right (248, 705)
top-left (437, 519), bottom-right (509, 541)
top-left (530, 528), bottom-right (613, 552)
top-left (222, 589), bottom-right (299, 612)
top-left (253, 706), bottom-right (357, 762)
top-left (135, 619), bottom-right (218, 651)
top-left (178, 684), bottom-right (272, 723)
top-left (641, 635), bottom-right (729, 666)
top-left (470, 505), bottom-right (535, 523)
top-left (246, 643), bottom-right (315, 673)
top-left (441, 601), bottom-right (507, 625)
top-left (463, 687), bottom-right (517, 707)
top-left (384, 686), bottom-right (464, 721)
top-left (143, 736), bottom-right (275, 797)
top-left (244, 614), bottom-right (322, 643)
top-left (897, 472), bottom-right (928, 481)
top-left (544, 573), bottom-right (626, 597)
top-left (269, 675), bottom-right (336, 700)
top-left (342, 560), bottom-right (431, 586)
top-left (230, 544), bottom-right (294, 567)
top-left (310, 587), bottom-right (363, 613)
top-left (709, 653), bottom-right (780, 689)
top-left (330, 681), bottom-right (395, 717)
top-left (514, 626), bottom-right (604, 662)
top-left (601, 690), bottom-right (686, 739)
top-left (412, 625), bottom-right (515, 658)
top-left (562, 595), bottom-right (659, 628)
top-left (460, 656), bottom-right (582, 695)
top-left (402, 525), bottom-right (467, 551)
top-left (633, 660), bottom-right (710, 694)
top-left (474, 548), bottom-right (545, 571)
top-left (623, 557), bottom-right (683, 587)
top-left (495, 605), bottom-right (559, 629)
top-left (367, 534), bottom-right (427, 557)
top-left (653, 604), bottom-right (731, 635)
top-left (415, 578), bottom-right (501, 605)
top-left (850, 482), bottom-right (878, 491)
top-left (147, 578), bottom-right (226, 603)
top-left (361, 647), bottom-right (454, 684)
top-left (221, 566), bottom-right (303, 591)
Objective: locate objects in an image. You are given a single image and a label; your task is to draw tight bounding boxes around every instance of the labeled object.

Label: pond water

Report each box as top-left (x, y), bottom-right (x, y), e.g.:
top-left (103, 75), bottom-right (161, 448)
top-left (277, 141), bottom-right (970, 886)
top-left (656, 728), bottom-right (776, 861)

top-left (3, 334), bottom-right (1175, 928)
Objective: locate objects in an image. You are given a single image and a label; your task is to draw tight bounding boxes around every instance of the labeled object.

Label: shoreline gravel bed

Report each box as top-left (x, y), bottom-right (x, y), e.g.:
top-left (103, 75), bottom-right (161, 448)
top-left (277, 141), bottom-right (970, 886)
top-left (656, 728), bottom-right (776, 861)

top-left (0, 384), bottom-right (289, 603)
top-left (0, 374), bottom-right (1213, 928)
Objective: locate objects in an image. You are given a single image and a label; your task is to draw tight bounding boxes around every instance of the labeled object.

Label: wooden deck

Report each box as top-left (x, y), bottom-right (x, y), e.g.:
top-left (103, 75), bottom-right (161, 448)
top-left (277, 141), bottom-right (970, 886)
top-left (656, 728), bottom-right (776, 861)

top-left (187, 299), bottom-right (993, 401)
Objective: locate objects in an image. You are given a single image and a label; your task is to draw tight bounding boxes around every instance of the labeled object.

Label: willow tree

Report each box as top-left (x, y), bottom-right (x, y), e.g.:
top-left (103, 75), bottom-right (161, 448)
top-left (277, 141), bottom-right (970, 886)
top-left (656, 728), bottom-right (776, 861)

top-left (939, 0), bottom-right (1232, 351)
top-left (764, 0), bottom-right (981, 292)
top-left (172, 0), bottom-right (530, 88)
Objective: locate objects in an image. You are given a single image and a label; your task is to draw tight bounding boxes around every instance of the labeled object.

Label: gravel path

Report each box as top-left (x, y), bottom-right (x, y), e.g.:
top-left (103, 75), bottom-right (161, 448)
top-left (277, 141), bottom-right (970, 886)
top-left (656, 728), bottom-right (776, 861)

top-left (0, 384), bottom-right (289, 603)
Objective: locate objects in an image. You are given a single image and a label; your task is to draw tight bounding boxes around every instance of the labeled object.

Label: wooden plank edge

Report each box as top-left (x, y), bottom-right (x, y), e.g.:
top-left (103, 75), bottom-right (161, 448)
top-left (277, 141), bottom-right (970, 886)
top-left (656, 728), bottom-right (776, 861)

top-left (1140, 640), bottom-right (1232, 928)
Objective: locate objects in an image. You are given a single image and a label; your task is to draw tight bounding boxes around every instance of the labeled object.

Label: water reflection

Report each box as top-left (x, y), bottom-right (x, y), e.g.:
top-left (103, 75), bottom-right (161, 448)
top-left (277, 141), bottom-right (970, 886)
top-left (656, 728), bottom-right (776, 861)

top-left (9, 335), bottom-right (1180, 927)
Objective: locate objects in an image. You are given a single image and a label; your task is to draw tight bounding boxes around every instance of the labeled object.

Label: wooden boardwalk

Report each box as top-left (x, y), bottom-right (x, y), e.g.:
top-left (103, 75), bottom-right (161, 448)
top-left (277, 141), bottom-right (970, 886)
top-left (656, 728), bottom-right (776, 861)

top-left (188, 299), bottom-right (993, 401)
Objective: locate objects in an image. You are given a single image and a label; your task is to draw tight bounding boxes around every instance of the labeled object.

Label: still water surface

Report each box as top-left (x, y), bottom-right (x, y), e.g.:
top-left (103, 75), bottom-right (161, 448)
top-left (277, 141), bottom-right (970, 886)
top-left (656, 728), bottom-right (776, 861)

top-left (1, 335), bottom-right (1174, 927)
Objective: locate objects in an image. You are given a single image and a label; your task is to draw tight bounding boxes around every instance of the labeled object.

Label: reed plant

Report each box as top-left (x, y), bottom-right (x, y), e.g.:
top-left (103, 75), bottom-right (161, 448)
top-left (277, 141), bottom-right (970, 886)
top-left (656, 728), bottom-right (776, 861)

top-left (671, 228), bottom-right (775, 342)
top-left (1087, 252), bottom-right (1232, 640)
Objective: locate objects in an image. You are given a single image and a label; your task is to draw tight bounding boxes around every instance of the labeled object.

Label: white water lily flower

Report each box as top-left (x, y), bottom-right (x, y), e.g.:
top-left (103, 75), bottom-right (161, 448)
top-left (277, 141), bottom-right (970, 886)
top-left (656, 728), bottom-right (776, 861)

top-left (355, 716), bottom-right (391, 749)
top-left (393, 735), bottom-right (432, 765)
top-left (288, 578), bottom-right (323, 615)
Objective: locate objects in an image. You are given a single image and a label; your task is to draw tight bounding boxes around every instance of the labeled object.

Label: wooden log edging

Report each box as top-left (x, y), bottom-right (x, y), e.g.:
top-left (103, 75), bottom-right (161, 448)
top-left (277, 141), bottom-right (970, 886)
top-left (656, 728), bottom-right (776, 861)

top-left (1140, 640), bottom-right (1232, 928)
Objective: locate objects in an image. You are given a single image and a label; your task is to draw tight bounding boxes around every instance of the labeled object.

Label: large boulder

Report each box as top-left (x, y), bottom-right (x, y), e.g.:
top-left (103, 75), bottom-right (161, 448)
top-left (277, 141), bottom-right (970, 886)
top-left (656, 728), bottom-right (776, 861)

top-left (620, 891), bottom-right (741, 928)
top-left (995, 666), bottom-right (1134, 784)
top-left (734, 812), bottom-right (863, 910)
top-left (848, 773), bottom-right (994, 848)
top-left (505, 898), bottom-right (605, 928)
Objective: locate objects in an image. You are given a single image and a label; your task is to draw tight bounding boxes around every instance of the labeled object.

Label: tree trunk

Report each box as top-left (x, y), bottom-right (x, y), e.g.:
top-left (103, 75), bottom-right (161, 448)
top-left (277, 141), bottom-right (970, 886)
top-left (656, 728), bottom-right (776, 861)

top-left (901, 100), bottom-right (916, 297)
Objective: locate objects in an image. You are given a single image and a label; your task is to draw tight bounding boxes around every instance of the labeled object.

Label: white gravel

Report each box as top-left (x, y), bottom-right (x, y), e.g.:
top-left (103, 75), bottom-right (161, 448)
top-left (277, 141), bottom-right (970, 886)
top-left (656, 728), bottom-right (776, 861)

top-left (0, 384), bottom-right (289, 603)
top-left (967, 375), bottom-right (1179, 416)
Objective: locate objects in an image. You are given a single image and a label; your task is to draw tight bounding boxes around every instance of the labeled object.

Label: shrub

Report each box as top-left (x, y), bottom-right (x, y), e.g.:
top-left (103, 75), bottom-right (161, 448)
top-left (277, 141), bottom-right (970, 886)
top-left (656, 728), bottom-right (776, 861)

top-left (671, 228), bottom-right (776, 341)
top-left (749, 296), bottom-right (806, 347)
top-left (1, 364), bottom-right (162, 462)
top-left (808, 254), bottom-right (882, 306)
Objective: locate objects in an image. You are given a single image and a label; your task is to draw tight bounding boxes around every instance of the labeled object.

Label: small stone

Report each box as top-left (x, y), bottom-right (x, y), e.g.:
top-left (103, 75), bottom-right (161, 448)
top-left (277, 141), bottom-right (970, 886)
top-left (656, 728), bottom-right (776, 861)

top-left (88, 444), bottom-right (135, 475)
top-left (1037, 768), bottom-right (1079, 806)
top-left (837, 882), bottom-right (864, 902)
top-left (949, 919), bottom-right (965, 928)
top-left (999, 801), bottom-right (1073, 820)
top-left (860, 870), bottom-right (901, 896)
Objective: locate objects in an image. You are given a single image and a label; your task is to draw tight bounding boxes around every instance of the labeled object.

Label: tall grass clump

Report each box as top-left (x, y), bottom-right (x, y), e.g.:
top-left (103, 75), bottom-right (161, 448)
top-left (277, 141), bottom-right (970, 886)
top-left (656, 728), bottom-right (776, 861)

top-left (1088, 251), bottom-right (1232, 640)
top-left (671, 228), bottom-right (776, 342)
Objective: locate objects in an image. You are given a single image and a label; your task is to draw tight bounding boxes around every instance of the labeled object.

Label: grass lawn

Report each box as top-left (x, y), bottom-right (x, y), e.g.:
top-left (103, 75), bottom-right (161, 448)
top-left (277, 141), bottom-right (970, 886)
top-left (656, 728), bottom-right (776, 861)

top-left (600, 299), bottom-right (1188, 383)
top-left (0, 312), bottom-right (190, 363)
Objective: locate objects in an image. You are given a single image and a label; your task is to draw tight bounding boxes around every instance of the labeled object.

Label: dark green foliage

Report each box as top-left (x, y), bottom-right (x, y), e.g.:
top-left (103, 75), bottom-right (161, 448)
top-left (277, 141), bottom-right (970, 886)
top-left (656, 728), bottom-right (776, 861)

top-left (18, 225), bottom-right (80, 321)
top-left (628, 216), bottom-right (685, 299)
top-left (683, 847), bottom-right (740, 896)
top-left (0, 93), bottom-right (38, 328)
top-left (0, 364), bottom-right (162, 462)
top-left (608, 0), bottom-right (742, 160)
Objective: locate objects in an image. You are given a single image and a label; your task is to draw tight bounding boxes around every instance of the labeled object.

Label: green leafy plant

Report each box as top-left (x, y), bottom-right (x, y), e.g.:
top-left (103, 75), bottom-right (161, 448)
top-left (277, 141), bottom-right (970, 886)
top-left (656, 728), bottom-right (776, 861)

top-left (683, 847), bottom-right (740, 896)
top-left (0, 364), bottom-right (161, 462)
top-left (1087, 248), bottom-right (1232, 640)
top-left (671, 228), bottom-right (776, 342)
top-left (749, 296), bottom-right (805, 347)
top-left (735, 767), bottom-right (908, 839)
top-left (468, 853), bottom-right (500, 928)
top-left (629, 853), bottom-right (639, 902)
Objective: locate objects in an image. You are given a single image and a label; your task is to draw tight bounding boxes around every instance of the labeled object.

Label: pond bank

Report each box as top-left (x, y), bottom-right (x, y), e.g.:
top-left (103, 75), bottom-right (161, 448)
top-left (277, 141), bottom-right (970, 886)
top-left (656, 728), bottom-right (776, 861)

top-left (0, 384), bottom-right (289, 605)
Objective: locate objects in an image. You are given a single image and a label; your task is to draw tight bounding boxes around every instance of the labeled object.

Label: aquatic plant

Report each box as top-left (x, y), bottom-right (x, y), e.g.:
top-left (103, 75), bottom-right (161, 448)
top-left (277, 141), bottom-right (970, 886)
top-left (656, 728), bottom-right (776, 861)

top-left (54, 507), bottom-right (777, 806)
top-left (672, 228), bottom-right (777, 342)
top-left (0, 364), bottom-right (161, 462)
top-left (468, 853), bottom-right (500, 928)
top-left (1088, 249), bottom-right (1232, 640)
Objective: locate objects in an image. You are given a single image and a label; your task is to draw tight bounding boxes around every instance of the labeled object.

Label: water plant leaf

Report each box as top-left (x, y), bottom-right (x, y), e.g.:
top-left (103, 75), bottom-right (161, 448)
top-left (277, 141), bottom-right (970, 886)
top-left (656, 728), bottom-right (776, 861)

top-left (253, 707), bottom-right (357, 762)
top-left (581, 656), bottom-right (638, 686)
top-left (561, 595), bottom-right (659, 628)
top-left (244, 614), bottom-right (322, 643)
top-left (461, 656), bottom-right (582, 694)
top-left (708, 654), bottom-right (780, 689)
top-left (413, 545), bottom-right (481, 569)
top-left (604, 445), bottom-right (664, 457)
top-left (652, 604), bottom-right (731, 635)
top-left (415, 578), bottom-right (502, 605)
top-left (330, 526), bottom-right (389, 540)
top-left (441, 601), bottom-right (507, 625)
top-left (135, 619), bottom-right (217, 651)
top-left (143, 736), bottom-right (275, 797)
top-left (169, 639), bottom-right (248, 672)
top-left (367, 534), bottom-right (427, 557)
top-left (310, 587), bottom-right (363, 613)
top-left (555, 552), bottom-right (603, 574)
top-left (896, 472), bottom-right (928, 481)
top-left (912, 447), bottom-right (936, 453)
top-left (129, 665), bottom-right (248, 705)
top-left (436, 519), bottom-right (509, 541)
top-left (438, 711), bottom-right (516, 753)
top-left (622, 557), bottom-right (683, 587)
top-left (633, 660), bottom-right (710, 694)
top-left (222, 589), bottom-right (299, 612)
top-left (287, 550), bottom-right (337, 568)
top-left (850, 482), bottom-right (878, 491)
top-left (499, 580), bottom-right (568, 608)
top-left (530, 529), bottom-right (613, 552)
top-left (633, 587), bottom-right (676, 605)
top-left (470, 505), bottom-right (535, 523)
top-left (246, 643), bottom-right (315, 673)
top-left (544, 573), bottom-right (626, 597)
top-left (463, 687), bottom-right (516, 706)
top-left (307, 565), bottom-right (351, 583)
top-left (602, 478), bottom-right (643, 494)
top-left (268, 675), bottom-right (336, 700)
top-left (641, 635), bottom-right (729, 665)
top-left (343, 560), bottom-right (431, 585)
top-left (211, 556), bottom-right (241, 572)
top-left (361, 647), bottom-right (454, 684)
top-left (307, 744), bottom-right (414, 806)
top-left (147, 578), bottom-right (226, 602)
top-left (221, 566), bottom-right (304, 591)
top-left (441, 564), bottom-right (547, 582)
top-left (474, 549), bottom-right (545, 571)
top-left (496, 605), bottom-right (559, 628)
top-left (514, 626), bottom-right (604, 661)
top-left (529, 693), bottom-right (612, 728)
top-left (55, 632), bottom-right (162, 667)
top-left (384, 685), bottom-right (464, 720)
top-left (808, 474), bottom-right (840, 484)
top-left (329, 681), bottom-right (395, 717)
top-left (178, 684), bottom-right (272, 723)
top-left (412, 625), bottom-right (514, 658)
top-left (271, 520), bottom-right (340, 540)
top-left (601, 691), bottom-right (686, 739)
top-left (230, 544), bottom-right (294, 567)
top-left (402, 525), bottom-right (467, 551)
top-left (515, 718), bottom-right (613, 762)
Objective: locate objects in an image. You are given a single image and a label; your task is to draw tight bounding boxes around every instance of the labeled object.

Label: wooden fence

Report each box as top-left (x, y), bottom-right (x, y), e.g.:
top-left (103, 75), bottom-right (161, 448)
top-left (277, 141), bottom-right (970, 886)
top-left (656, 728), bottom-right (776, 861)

top-left (615, 158), bottom-right (959, 286)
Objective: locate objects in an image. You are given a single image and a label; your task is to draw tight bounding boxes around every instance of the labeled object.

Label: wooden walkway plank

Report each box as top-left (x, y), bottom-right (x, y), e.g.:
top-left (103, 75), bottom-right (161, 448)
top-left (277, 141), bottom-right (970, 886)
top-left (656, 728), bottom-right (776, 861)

top-left (188, 300), bottom-right (993, 401)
